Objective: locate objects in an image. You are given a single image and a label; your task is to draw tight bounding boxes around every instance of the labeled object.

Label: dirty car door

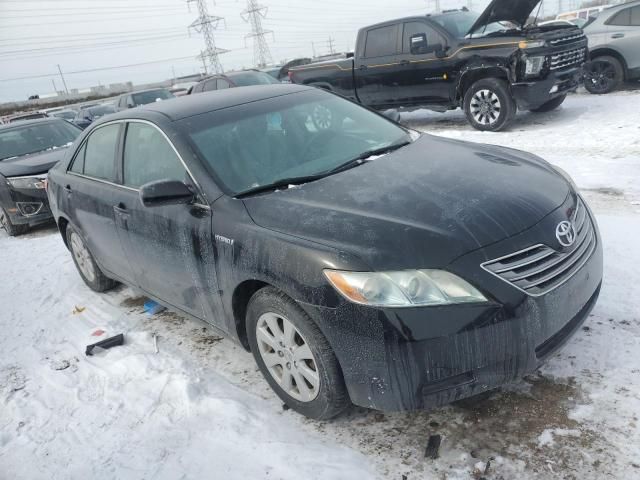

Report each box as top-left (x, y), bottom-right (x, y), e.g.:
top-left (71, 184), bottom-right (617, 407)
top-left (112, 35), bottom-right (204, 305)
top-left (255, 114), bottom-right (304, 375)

top-left (115, 120), bottom-right (217, 320)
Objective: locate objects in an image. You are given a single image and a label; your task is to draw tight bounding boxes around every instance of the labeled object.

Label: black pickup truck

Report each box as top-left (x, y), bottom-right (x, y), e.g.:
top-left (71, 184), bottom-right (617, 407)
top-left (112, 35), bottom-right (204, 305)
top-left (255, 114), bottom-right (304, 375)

top-left (289, 0), bottom-right (588, 131)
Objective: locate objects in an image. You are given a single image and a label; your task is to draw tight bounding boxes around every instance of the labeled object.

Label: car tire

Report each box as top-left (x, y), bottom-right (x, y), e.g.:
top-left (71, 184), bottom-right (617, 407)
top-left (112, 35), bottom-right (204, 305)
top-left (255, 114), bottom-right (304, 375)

top-left (66, 225), bottom-right (117, 292)
top-left (463, 78), bottom-right (516, 132)
top-left (529, 94), bottom-right (567, 113)
top-left (0, 207), bottom-right (29, 237)
top-left (246, 287), bottom-right (350, 420)
top-left (585, 56), bottom-right (624, 94)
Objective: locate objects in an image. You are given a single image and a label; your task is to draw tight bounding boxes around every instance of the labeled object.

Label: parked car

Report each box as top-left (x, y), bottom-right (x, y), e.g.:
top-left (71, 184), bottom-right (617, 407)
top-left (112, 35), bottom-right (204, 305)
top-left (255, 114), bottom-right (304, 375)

top-left (583, 1), bottom-right (640, 94)
top-left (6, 112), bottom-right (49, 123)
top-left (47, 84), bottom-right (602, 419)
top-left (289, 1), bottom-right (589, 131)
top-left (114, 88), bottom-right (175, 111)
top-left (51, 109), bottom-right (78, 122)
top-left (189, 70), bottom-right (280, 94)
top-left (169, 82), bottom-right (198, 97)
top-left (0, 118), bottom-right (81, 236)
top-left (72, 104), bottom-right (116, 130)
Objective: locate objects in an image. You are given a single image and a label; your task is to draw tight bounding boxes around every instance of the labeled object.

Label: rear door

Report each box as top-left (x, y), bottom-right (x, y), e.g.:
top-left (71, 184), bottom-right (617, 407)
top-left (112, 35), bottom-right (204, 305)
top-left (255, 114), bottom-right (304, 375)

top-left (113, 120), bottom-right (219, 320)
top-left (355, 23), bottom-right (402, 107)
top-left (66, 122), bottom-right (136, 283)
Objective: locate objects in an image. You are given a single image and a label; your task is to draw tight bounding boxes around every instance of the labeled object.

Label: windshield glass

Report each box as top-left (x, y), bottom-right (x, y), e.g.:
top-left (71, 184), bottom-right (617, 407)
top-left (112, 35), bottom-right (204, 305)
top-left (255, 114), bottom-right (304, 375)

top-left (227, 72), bottom-right (281, 86)
top-left (87, 105), bottom-right (115, 117)
top-left (0, 121), bottom-right (80, 161)
top-left (433, 11), bottom-right (516, 37)
top-left (181, 90), bottom-right (412, 195)
top-left (132, 89), bottom-right (174, 105)
top-left (52, 111), bottom-right (77, 120)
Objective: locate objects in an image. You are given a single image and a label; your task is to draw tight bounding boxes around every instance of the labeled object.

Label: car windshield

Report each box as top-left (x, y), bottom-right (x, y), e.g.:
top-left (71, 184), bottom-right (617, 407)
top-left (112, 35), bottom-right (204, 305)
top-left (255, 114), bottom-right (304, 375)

top-left (132, 89), bottom-right (174, 105)
top-left (53, 111), bottom-right (77, 120)
top-left (87, 105), bottom-right (115, 117)
top-left (432, 11), bottom-right (517, 37)
top-left (181, 89), bottom-right (412, 196)
top-left (227, 72), bottom-right (281, 86)
top-left (0, 121), bottom-right (80, 161)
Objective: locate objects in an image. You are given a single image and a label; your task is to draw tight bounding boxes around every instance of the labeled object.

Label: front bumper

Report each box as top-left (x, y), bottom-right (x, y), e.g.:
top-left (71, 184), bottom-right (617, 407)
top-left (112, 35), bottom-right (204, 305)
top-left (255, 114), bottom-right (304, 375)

top-left (0, 182), bottom-right (53, 226)
top-left (511, 66), bottom-right (583, 110)
top-left (301, 196), bottom-right (603, 412)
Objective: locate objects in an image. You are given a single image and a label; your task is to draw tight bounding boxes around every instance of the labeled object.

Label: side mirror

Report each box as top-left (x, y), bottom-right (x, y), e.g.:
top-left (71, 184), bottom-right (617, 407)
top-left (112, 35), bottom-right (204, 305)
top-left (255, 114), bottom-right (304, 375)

top-left (126, 101), bottom-right (135, 109)
top-left (139, 180), bottom-right (195, 208)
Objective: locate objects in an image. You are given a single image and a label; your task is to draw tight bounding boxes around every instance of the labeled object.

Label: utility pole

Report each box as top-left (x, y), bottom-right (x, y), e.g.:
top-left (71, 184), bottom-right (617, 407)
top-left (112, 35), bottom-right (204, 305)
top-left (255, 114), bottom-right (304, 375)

top-left (434, 0), bottom-right (441, 13)
top-left (311, 41), bottom-right (316, 58)
top-left (327, 37), bottom-right (336, 55)
top-left (241, 0), bottom-right (273, 68)
top-left (467, 0), bottom-right (472, 10)
top-left (187, 0), bottom-right (227, 74)
top-left (56, 64), bottom-right (69, 95)
top-left (51, 78), bottom-right (58, 94)
top-left (172, 66), bottom-right (177, 85)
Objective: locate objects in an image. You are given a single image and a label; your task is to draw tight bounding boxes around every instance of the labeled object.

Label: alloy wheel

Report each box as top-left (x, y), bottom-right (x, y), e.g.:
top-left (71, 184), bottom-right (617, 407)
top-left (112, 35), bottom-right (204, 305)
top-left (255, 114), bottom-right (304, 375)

top-left (311, 104), bottom-right (333, 130)
top-left (70, 232), bottom-right (96, 282)
top-left (587, 60), bottom-right (617, 94)
top-left (256, 312), bottom-right (320, 402)
top-left (0, 210), bottom-right (7, 231)
top-left (470, 89), bottom-right (502, 126)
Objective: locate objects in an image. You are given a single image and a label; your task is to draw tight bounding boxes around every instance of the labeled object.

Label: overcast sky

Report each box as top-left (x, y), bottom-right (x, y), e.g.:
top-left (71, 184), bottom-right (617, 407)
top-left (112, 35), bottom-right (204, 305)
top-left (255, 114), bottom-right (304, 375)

top-left (0, 0), bottom-right (577, 103)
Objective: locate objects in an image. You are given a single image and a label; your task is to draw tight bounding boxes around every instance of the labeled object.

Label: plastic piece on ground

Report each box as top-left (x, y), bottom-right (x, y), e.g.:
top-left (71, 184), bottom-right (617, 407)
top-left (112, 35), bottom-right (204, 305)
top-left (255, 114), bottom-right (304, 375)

top-left (144, 300), bottom-right (166, 315)
top-left (85, 334), bottom-right (124, 356)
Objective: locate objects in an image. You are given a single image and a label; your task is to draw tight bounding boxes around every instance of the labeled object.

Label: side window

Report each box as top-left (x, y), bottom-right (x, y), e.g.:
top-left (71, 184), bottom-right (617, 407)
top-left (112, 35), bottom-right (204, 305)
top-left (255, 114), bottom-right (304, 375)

top-left (203, 79), bottom-right (217, 92)
top-left (402, 21), bottom-right (445, 54)
top-left (217, 79), bottom-right (231, 89)
top-left (69, 143), bottom-right (86, 174)
top-left (83, 124), bottom-right (119, 181)
top-left (608, 8), bottom-right (631, 26)
top-left (364, 24), bottom-right (398, 58)
top-left (123, 122), bottom-right (187, 188)
top-left (630, 6), bottom-right (640, 26)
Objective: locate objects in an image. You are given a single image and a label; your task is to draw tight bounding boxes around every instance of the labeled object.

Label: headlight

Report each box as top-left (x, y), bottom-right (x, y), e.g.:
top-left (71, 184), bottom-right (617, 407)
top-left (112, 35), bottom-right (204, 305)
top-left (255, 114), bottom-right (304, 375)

top-left (519, 40), bottom-right (546, 49)
top-left (524, 56), bottom-right (546, 76)
top-left (552, 165), bottom-right (578, 191)
top-left (7, 175), bottom-right (47, 189)
top-left (324, 269), bottom-right (487, 307)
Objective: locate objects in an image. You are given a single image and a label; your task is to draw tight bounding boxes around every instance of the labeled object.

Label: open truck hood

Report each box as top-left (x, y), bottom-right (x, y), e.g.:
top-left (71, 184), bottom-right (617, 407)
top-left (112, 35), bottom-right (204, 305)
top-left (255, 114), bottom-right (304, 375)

top-left (468, 0), bottom-right (541, 35)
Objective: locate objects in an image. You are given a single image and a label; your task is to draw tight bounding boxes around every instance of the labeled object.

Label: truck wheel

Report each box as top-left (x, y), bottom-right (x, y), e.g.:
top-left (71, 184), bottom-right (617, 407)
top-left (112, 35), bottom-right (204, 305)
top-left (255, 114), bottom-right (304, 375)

top-left (66, 225), bottom-right (117, 292)
top-left (463, 78), bottom-right (516, 132)
top-left (0, 207), bottom-right (29, 237)
top-left (246, 287), bottom-right (350, 420)
top-left (585, 56), bottom-right (623, 94)
top-left (529, 95), bottom-right (566, 113)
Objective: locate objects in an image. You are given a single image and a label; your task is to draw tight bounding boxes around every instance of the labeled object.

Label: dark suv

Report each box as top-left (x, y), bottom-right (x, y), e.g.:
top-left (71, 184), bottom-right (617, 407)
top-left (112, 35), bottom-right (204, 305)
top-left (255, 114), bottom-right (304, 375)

top-left (47, 85), bottom-right (602, 419)
top-left (189, 70), bottom-right (281, 95)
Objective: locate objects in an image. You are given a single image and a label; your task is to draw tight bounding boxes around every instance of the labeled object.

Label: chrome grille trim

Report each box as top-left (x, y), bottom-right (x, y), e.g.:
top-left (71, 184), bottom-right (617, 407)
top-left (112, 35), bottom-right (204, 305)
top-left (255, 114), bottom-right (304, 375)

top-left (549, 47), bottom-right (587, 71)
top-left (481, 198), bottom-right (597, 297)
top-left (549, 33), bottom-right (585, 46)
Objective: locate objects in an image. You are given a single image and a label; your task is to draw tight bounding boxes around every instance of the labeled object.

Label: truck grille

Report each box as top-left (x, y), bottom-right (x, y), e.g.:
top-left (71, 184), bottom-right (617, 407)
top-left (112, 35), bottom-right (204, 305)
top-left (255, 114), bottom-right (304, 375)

top-left (481, 198), bottom-right (596, 297)
top-left (549, 32), bottom-right (585, 47)
top-left (549, 47), bottom-right (587, 71)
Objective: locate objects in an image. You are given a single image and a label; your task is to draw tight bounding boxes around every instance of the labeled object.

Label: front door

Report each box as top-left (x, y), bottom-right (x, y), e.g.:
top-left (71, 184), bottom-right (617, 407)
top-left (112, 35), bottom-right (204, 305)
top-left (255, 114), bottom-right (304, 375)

top-left (113, 120), bottom-right (223, 322)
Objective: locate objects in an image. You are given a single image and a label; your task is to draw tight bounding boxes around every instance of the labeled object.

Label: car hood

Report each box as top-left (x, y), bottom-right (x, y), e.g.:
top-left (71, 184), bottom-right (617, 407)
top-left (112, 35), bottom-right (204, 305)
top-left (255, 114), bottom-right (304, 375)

top-left (242, 135), bottom-right (570, 271)
top-left (0, 147), bottom-right (68, 178)
top-left (468, 0), bottom-right (541, 34)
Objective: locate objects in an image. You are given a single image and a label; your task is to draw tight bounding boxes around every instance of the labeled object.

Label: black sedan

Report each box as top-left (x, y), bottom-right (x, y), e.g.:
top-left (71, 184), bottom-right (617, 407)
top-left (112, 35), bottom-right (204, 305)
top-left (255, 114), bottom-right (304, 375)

top-left (189, 69), bottom-right (280, 94)
top-left (47, 85), bottom-right (602, 419)
top-left (1, 118), bottom-right (81, 236)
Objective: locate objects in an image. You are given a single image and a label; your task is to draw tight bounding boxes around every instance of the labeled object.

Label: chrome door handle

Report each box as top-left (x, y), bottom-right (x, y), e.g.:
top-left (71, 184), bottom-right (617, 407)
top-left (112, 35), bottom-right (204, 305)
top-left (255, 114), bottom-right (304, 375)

top-left (611, 33), bottom-right (625, 39)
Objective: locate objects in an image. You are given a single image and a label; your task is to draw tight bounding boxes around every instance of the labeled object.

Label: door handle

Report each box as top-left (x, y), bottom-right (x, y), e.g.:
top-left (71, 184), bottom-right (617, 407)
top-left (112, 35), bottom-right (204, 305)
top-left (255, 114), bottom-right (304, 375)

top-left (64, 185), bottom-right (72, 192)
top-left (359, 64), bottom-right (368, 70)
top-left (113, 203), bottom-right (128, 214)
top-left (611, 33), bottom-right (625, 39)
top-left (400, 60), bottom-right (410, 66)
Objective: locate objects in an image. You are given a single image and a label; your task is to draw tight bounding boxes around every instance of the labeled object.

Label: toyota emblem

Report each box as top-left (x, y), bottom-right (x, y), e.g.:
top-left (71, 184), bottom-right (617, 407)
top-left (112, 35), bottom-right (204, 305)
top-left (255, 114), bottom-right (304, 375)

top-left (555, 221), bottom-right (576, 247)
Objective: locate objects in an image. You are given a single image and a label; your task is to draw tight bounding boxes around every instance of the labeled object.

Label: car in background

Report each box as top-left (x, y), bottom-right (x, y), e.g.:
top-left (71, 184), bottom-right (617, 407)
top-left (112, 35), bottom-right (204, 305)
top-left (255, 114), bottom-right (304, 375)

top-left (51, 109), bottom-right (78, 122)
top-left (47, 85), bottom-right (601, 420)
top-left (72, 104), bottom-right (116, 130)
top-left (259, 58), bottom-right (314, 82)
top-left (583, 1), bottom-right (640, 94)
top-left (0, 118), bottom-right (81, 236)
top-left (114, 88), bottom-right (175, 111)
top-left (6, 112), bottom-right (49, 123)
top-left (189, 70), bottom-right (280, 94)
top-left (557, 4), bottom-right (613, 24)
top-left (170, 82), bottom-right (198, 97)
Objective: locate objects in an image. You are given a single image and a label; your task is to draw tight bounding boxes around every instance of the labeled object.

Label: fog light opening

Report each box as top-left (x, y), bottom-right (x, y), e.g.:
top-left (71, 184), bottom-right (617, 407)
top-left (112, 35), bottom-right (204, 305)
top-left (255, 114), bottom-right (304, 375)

top-left (16, 202), bottom-right (43, 217)
top-left (549, 85), bottom-right (559, 94)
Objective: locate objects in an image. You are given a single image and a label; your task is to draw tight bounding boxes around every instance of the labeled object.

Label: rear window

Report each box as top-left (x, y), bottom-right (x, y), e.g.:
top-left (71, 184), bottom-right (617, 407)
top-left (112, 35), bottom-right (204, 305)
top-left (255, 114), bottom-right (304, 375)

top-left (131, 90), bottom-right (174, 106)
top-left (227, 72), bottom-right (281, 86)
top-left (0, 121), bottom-right (80, 161)
top-left (364, 24), bottom-right (398, 57)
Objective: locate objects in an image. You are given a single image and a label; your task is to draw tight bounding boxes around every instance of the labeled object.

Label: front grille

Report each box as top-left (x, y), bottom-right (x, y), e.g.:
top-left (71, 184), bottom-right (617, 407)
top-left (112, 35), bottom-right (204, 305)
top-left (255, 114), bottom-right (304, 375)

top-left (549, 32), bottom-right (585, 46)
top-left (481, 198), bottom-right (596, 297)
top-left (549, 47), bottom-right (587, 71)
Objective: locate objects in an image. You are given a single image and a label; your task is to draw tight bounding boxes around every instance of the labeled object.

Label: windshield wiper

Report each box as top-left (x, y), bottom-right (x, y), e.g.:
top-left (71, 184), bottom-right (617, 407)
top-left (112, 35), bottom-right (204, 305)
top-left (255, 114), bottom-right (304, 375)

top-left (234, 174), bottom-right (328, 198)
top-left (325, 140), bottom-right (411, 176)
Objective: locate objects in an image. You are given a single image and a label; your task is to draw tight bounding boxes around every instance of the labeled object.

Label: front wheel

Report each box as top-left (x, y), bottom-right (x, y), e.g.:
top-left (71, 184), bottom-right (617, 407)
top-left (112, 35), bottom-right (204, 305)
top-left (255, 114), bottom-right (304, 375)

top-left (529, 94), bottom-right (567, 113)
top-left (247, 287), bottom-right (350, 420)
top-left (0, 206), bottom-right (28, 237)
top-left (585, 56), bottom-right (624, 94)
top-left (463, 78), bottom-right (516, 132)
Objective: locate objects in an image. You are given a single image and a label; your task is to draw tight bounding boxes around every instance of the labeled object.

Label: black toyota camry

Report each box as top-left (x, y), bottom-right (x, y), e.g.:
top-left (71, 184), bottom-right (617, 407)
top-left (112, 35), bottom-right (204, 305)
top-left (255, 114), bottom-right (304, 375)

top-left (1, 118), bottom-right (81, 236)
top-left (47, 85), bottom-right (602, 419)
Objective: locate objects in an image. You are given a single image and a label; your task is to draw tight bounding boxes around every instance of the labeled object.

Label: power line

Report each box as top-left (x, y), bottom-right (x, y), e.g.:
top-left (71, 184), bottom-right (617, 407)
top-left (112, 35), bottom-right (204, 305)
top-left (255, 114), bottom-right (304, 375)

top-left (188, 0), bottom-right (228, 74)
top-left (241, 0), bottom-right (273, 68)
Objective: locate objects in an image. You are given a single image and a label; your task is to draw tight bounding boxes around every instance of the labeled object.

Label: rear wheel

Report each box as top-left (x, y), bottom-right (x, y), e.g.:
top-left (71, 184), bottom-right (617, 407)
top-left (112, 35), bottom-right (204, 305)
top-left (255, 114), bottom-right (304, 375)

top-left (247, 287), bottom-right (350, 420)
top-left (585, 56), bottom-right (624, 94)
top-left (529, 94), bottom-right (567, 113)
top-left (66, 225), bottom-right (117, 292)
top-left (463, 78), bottom-right (516, 132)
top-left (0, 207), bottom-right (28, 237)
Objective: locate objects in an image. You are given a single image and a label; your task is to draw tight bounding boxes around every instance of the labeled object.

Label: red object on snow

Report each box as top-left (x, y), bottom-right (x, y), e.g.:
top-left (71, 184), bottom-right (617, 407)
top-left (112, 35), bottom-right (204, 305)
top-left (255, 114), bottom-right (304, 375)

top-left (92, 329), bottom-right (105, 337)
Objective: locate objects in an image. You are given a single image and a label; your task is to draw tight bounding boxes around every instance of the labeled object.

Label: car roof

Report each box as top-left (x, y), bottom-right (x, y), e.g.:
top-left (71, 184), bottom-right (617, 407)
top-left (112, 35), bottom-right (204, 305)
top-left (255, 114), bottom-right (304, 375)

top-left (109, 84), bottom-right (314, 121)
top-left (0, 117), bottom-right (63, 130)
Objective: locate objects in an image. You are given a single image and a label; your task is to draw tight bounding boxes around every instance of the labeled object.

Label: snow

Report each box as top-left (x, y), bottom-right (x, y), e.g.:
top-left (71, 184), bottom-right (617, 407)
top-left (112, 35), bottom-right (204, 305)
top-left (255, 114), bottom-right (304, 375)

top-left (1, 90), bottom-right (640, 479)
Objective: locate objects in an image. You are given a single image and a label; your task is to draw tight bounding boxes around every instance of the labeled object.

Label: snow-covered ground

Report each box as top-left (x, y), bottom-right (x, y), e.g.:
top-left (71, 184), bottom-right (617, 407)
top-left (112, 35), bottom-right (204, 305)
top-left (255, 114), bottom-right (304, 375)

top-left (1, 91), bottom-right (639, 479)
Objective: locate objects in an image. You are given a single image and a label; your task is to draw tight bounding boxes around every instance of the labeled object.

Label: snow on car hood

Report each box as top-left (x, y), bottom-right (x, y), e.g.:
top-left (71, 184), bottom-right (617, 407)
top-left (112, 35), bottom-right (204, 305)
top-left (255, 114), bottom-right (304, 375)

top-left (243, 135), bottom-right (571, 270)
top-left (0, 147), bottom-right (69, 178)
